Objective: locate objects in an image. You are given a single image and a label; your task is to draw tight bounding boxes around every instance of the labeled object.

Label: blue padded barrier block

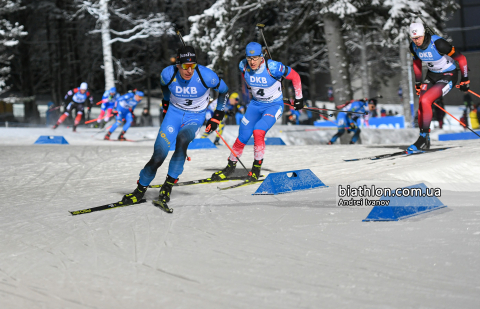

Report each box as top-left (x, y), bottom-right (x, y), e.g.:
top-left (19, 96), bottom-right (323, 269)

top-left (34, 136), bottom-right (69, 145)
top-left (363, 183), bottom-right (446, 221)
top-left (246, 137), bottom-right (286, 146)
top-left (253, 169), bottom-right (327, 195)
top-left (438, 131), bottom-right (480, 141)
top-left (169, 138), bottom-right (217, 151)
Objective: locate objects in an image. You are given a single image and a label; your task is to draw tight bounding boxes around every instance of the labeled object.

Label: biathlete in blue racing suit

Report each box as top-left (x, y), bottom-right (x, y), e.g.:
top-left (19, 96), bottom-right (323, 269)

top-left (327, 100), bottom-right (367, 145)
top-left (211, 42), bottom-right (304, 182)
top-left (104, 90), bottom-right (144, 141)
top-left (122, 46), bottom-right (229, 206)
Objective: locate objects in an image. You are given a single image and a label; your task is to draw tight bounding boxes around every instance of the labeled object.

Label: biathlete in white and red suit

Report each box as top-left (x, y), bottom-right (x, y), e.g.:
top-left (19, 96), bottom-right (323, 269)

top-left (407, 22), bottom-right (470, 153)
top-left (53, 82), bottom-right (93, 132)
top-left (211, 42), bottom-right (304, 182)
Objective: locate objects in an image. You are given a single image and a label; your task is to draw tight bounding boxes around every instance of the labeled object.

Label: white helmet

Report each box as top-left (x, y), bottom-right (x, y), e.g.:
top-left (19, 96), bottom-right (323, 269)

top-left (80, 82), bottom-right (88, 90)
top-left (409, 23), bottom-right (425, 38)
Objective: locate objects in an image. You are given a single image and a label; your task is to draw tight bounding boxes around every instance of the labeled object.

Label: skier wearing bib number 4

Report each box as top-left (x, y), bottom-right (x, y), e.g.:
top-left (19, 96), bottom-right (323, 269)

top-left (211, 42), bottom-right (304, 183)
top-left (407, 22), bottom-right (470, 154)
top-left (121, 46), bottom-right (229, 212)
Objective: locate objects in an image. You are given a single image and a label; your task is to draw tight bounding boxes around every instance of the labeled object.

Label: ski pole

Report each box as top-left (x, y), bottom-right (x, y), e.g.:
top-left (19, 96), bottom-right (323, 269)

top-left (455, 85), bottom-right (480, 99)
top-left (215, 130), bottom-right (249, 174)
top-left (336, 94), bottom-right (383, 109)
top-left (283, 100), bottom-right (366, 116)
top-left (433, 102), bottom-right (480, 138)
top-left (256, 24), bottom-right (273, 60)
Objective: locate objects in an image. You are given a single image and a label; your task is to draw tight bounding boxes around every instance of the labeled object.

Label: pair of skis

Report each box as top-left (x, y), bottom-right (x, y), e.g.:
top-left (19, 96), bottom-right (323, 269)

top-left (344, 147), bottom-right (451, 162)
top-left (70, 175), bottom-right (263, 216)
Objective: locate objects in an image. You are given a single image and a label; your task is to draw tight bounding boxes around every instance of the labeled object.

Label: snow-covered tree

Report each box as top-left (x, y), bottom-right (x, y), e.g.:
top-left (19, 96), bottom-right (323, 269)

top-left (0, 0), bottom-right (27, 94)
top-left (74, 0), bottom-right (173, 90)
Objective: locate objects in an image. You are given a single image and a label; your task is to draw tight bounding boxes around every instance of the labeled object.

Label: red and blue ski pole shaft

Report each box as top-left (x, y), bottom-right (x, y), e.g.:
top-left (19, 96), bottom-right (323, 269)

top-left (215, 130), bottom-right (249, 173)
top-left (433, 102), bottom-right (480, 138)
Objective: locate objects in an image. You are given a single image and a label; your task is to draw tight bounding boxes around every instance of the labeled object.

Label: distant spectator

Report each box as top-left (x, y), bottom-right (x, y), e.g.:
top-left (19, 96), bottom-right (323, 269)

top-left (380, 107), bottom-right (387, 117)
top-left (388, 110), bottom-right (394, 116)
top-left (464, 93), bottom-right (473, 111)
top-left (139, 108), bottom-right (153, 126)
top-left (469, 103), bottom-right (479, 129)
top-left (327, 87), bottom-right (334, 102)
top-left (368, 99), bottom-right (378, 118)
top-left (398, 86), bottom-right (403, 102)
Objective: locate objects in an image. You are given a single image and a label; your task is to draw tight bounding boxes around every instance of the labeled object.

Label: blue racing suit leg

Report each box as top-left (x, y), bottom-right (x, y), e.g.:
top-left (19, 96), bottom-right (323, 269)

top-left (108, 111), bottom-right (124, 134)
top-left (167, 111), bottom-right (205, 179)
top-left (122, 112), bottom-right (134, 132)
top-left (138, 106), bottom-right (182, 186)
top-left (237, 100), bottom-right (283, 144)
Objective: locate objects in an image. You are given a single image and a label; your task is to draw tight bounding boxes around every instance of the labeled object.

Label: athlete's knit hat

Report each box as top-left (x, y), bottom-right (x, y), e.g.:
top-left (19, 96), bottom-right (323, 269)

top-left (135, 90), bottom-right (145, 97)
top-left (176, 46), bottom-right (197, 64)
top-left (409, 23), bottom-right (425, 38)
top-left (245, 42), bottom-right (263, 57)
top-left (80, 82), bottom-right (88, 90)
top-left (109, 87), bottom-right (117, 94)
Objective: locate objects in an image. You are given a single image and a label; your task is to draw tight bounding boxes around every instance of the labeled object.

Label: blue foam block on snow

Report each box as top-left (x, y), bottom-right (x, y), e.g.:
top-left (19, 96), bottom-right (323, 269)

top-left (34, 135), bottom-right (69, 145)
top-left (246, 137), bottom-right (285, 146)
top-left (438, 131), bottom-right (480, 141)
top-left (363, 183), bottom-right (446, 221)
top-left (253, 169), bottom-right (327, 195)
top-left (169, 138), bottom-right (217, 151)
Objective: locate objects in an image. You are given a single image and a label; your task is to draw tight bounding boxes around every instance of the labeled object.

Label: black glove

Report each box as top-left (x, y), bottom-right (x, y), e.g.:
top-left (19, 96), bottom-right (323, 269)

top-left (293, 98), bottom-right (304, 110)
top-left (415, 82), bottom-right (421, 96)
top-left (162, 100), bottom-right (169, 117)
top-left (459, 77), bottom-right (470, 92)
top-left (205, 110), bottom-right (225, 133)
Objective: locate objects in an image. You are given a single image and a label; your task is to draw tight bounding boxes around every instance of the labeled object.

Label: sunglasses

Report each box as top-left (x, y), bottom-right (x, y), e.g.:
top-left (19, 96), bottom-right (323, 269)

top-left (247, 56), bottom-right (261, 61)
top-left (180, 63), bottom-right (197, 70)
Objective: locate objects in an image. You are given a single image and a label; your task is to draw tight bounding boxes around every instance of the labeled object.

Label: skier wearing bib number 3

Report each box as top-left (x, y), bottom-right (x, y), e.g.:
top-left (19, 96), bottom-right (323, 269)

top-left (121, 46), bottom-right (229, 209)
top-left (211, 42), bottom-right (304, 183)
top-left (407, 22), bottom-right (470, 154)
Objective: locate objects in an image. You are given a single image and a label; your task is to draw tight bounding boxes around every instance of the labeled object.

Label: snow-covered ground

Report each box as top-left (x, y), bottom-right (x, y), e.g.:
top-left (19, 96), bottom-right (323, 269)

top-left (1, 126), bottom-right (479, 308)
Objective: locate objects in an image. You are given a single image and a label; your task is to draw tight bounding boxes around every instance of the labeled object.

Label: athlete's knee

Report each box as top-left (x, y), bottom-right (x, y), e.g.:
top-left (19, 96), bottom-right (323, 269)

top-left (176, 130), bottom-right (194, 151)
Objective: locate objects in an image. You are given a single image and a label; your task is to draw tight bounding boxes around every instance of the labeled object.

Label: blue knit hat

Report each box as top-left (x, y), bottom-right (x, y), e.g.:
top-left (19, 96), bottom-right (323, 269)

top-left (245, 42), bottom-right (263, 57)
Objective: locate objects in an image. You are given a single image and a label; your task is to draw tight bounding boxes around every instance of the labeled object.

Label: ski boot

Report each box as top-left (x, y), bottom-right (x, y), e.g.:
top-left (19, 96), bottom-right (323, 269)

top-left (406, 128), bottom-right (430, 154)
top-left (121, 181), bottom-right (148, 205)
top-left (92, 122), bottom-right (100, 128)
top-left (213, 137), bottom-right (220, 146)
top-left (73, 125), bottom-right (77, 132)
top-left (211, 159), bottom-right (237, 180)
top-left (52, 123), bottom-right (59, 129)
top-left (153, 175), bottom-right (177, 213)
top-left (104, 132), bottom-right (111, 140)
top-left (118, 130), bottom-right (127, 141)
top-left (246, 159), bottom-right (263, 182)
top-left (327, 141), bottom-right (333, 145)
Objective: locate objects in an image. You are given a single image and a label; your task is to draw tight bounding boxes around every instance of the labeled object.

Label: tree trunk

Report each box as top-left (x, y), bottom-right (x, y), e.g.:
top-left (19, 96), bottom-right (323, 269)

top-left (323, 13), bottom-right (352, 105)
top-left (400, 41), bottom-right (412, 126)
top-left (46, 15), bottom-right (58, 106)
top-left (360, 32), bottom-right (369, 99)
top-left (100, 0), bottom-right (115, 90)
top-left (308, 59), bottom-right (316, 105)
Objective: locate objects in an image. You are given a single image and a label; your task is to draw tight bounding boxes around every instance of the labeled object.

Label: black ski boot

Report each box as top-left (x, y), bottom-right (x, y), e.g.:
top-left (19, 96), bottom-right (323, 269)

top-left (407, 128), bottom-right (430, 154)
top-left (246, 159), bottom-right (263, 182)
top-left (211, 159), bottom-right (237, 180)
top-left (53, 123), bottom-right (59, 129)
top-left (158, 175), bottom-right (177, 203)
top-left (104, 131), bottom-right (111, 140)
top-left (118, 130), bottom-right (127, 141)
top-left (153, 175), bottom-right (177, 213)
top-left (121, 181), bottom-right (148, 205)
top-left (73, 125), bottom-right (77, 132)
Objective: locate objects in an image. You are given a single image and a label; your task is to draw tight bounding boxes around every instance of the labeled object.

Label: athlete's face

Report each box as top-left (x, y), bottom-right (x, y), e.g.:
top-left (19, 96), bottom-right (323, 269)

top-left (80, 89), bottom-right (86, 94)
top-left (247, 56), bottom-right (262, 70)
top-left (134, 94), bottom-right (143, 102)
top-left (411, 36), bottom-right (424, 46)
top-left (177, 63), bottom-right (196, 80)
